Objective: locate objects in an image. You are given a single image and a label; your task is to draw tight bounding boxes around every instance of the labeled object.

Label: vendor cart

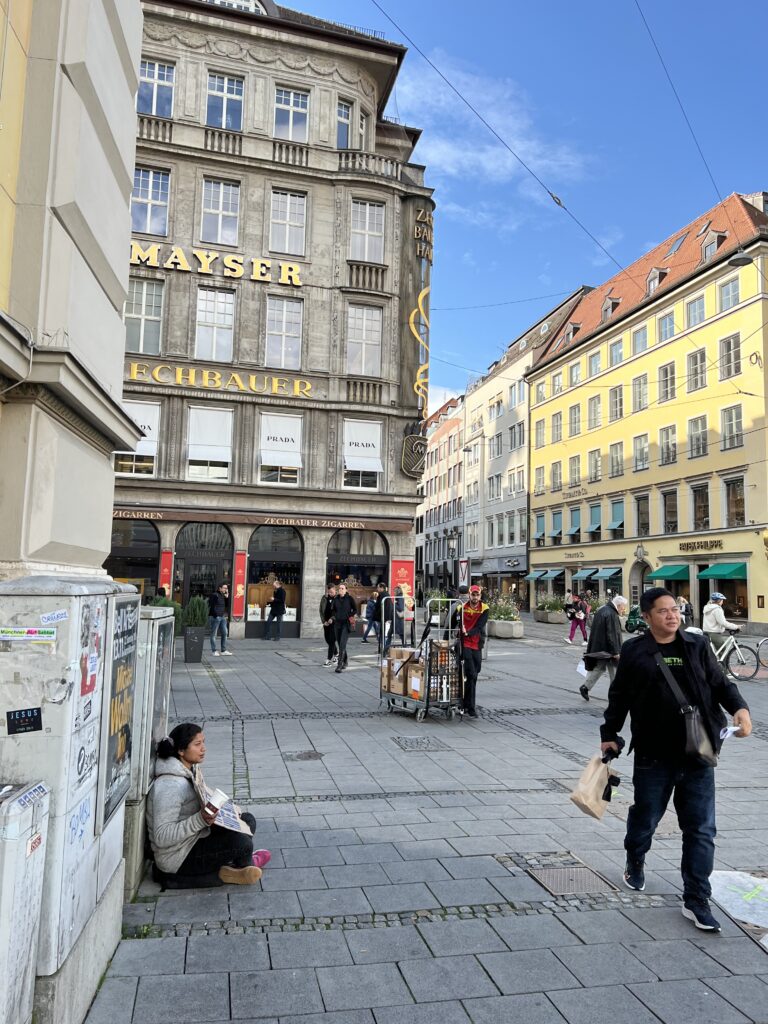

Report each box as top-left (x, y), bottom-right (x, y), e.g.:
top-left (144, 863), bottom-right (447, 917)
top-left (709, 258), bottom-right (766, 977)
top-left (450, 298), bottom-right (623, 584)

top-left (379, 597), bottom-right (465, 722)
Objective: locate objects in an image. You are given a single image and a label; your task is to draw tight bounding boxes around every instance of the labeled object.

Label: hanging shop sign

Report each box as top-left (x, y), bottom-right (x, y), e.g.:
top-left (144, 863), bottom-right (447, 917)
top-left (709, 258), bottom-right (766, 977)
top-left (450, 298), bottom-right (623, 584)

top-left (679, 539), bottom-right (724, 552)
top-left (130, 241), bottom-right (302, 286)
top-left (414, 209), bottom-right (434, 264)
top-left (232, 552), bottom-right (247, 620)
top-left (113, 505), bottom-right (414, 532)
top-left (127, 361), bottom-right (315, 398)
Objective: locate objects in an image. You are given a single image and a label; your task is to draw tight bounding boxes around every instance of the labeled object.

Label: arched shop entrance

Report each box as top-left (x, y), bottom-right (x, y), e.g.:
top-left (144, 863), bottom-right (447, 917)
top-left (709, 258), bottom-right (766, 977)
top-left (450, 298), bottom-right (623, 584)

top-left (628, 560), bottom-right (652, 607)
top-left (104, 519), bottom-right (160, 598)
top-left (246, 526), bottom-right (303, 638)
top-left (173, 523), bottom-right (233, 607)
top-left (326, 529), bottom-right (389, 615)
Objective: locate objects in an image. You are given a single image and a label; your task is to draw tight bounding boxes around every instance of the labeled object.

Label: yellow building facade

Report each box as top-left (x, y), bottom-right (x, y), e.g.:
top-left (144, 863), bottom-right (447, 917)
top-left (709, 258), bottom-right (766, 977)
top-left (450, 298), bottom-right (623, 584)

top-left (527, 193), bottom-right (768, 630)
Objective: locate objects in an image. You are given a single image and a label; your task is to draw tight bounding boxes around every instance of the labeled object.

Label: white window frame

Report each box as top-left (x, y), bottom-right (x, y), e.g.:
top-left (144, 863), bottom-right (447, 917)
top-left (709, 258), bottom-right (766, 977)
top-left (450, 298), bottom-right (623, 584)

top-left (534, 466), bottom-right (545, 495)
top-left (569, 362), bottom-right (581, 387)
top-left (346, 304), bottom-right (382, 377)
top-left (534, 419), bottom-right (545, 449)
top-left (688, 415), bottom-right (708, 459)
top-left (658, 311), bottom-right (675, 342)
top-left (609, 339), bottom-right (623, 366)
top-left (337, 99), bottom-right (352, 149)
top-left (201, 178), bottom-right (240, 246)
top-left (633, 433), bottom-right (649, 471)
top-left (609, 441), bottom-right (624, 478)
top-left (131, 167), bottom-right (169, 236)
top-left (259, 412), bottom-right (302, 486)
top-left (343, 418), bottom-right (382, 490)
top-left (115, 400), bottom-right (161, 476)
top-left (721, 404), bottom-right (743, 450)
top-left (269, 189), bottom-right (306, 256)
top-left (350, 199), bottom-right (385, 263)
top-left (207, 72), bottom-right (244, 132)
top-left (686, 294), bottom-right (705, 328)
top-left (608, 385), bottom-right (623, 422)
top-left (568, 455), bottom-right (581, 488)
top-left (659, 361), bottom-right (676, 403)
top-left (587, 395), bottom-right (601, 430)
top-left (719, 333), bottom-right (741, 380)
top-left (274, 86), bottom-right (309, 143)
top-left (632, 373), bottom-right (648, 412)
top-left (588, 449), bottom-right (602, 483)
top-left (588, 351), bottom-right (601, 377)
top-left (660, 424), bottom-right (677, 465)
top-left (137, 60), bottom-right (175, 118)
top-left (187, 405), bottom-right (233, 481)
top-left (687, 348), bottom-right (707, 392)
top-left (266, 296), bottom-right (303, 370)
top-left (568, 404), bottom-right (581, 437)
top-left (719, 277), bottom-right (740, 312)
top-left (632, 325), bottom-right (648, 355)
top-left (125, 277), bottom-right (163, 355)
top-left (551, 412), bottom-right (562, 443)
top-left (551, 461), bottom-right (562, 491)
top-left (195, 287), bottom-right (234, 362)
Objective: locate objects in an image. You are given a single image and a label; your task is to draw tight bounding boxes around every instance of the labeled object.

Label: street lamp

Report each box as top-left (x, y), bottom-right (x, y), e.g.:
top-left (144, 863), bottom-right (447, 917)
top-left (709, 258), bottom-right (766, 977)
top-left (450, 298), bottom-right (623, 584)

top-left (728, 249), bottom-right (753, 268)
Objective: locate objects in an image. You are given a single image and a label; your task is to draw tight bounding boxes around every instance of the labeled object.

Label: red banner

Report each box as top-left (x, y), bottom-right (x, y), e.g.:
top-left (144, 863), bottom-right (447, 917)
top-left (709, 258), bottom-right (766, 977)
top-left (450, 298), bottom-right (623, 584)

top-left (390, 558), bottom-right (415, 617)
top-left (159, 549), bottom-right (173, 594)
top-left (232, 551), bottom-right (247, 619)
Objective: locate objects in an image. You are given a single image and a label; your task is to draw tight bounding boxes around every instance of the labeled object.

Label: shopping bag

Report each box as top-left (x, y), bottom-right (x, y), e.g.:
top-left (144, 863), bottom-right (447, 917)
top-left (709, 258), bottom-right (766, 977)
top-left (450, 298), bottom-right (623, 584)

top-left (569, 754), bottom-right (620, 819)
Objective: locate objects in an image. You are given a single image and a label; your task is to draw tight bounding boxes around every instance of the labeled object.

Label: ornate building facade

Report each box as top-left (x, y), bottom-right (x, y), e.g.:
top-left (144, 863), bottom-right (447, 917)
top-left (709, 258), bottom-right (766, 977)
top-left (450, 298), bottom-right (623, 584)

top-left (106, 0), bottom-right (434, 635)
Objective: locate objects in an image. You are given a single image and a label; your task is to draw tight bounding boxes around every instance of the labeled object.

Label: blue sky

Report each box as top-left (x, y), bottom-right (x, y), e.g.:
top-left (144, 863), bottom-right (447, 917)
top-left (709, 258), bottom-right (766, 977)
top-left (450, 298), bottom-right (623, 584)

top-left (297, 0), bottom-right (768, 409)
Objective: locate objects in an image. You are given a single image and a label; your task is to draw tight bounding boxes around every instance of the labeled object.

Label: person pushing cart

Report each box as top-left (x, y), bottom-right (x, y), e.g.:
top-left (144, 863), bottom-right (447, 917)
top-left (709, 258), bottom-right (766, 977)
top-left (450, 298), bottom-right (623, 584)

top-left (452, 584), bottom-right (489, 718)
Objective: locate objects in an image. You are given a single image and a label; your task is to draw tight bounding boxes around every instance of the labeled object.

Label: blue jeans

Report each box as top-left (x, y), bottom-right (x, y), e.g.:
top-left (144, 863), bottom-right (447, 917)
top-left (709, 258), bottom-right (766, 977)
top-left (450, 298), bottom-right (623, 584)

top-left (625, 757), bottom-right (716, 904)
top-left (362, 618), bottom-right (378, 641)
top-left (209, 615), bottom-right (227, 652)
top-left (266, 611), bottom-right (283, 640)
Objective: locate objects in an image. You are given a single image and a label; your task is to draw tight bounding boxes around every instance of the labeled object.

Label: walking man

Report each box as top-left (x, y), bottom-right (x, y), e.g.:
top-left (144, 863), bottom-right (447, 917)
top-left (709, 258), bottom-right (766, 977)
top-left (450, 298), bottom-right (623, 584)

top-left (208, 583), bottom-right (231, 657)
top-left (265, 579), bottom-right (286, 641)
top-left (361, 591), bottom-right (377, 644)
top-left (456, 584), bottom-right (488, 718)
top-left (600, 587), bottom-right (752, 931)
top-left (579, 594), bottom-right (627, 700)
top-left (373, 581), bottom-right (389, 652)
top-left (320, 584), bottom-right (337, 666)
top-left (332, 582), bottom-right (357, 673)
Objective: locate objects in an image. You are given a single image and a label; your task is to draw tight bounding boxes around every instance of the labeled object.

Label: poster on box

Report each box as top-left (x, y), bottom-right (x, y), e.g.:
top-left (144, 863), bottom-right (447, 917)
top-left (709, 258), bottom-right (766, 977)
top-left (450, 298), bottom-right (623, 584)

top-left (99, 596), bottom-right (140, 826)
top-left (150, 619), bottom-right (174, 769)
top-left (283, 607), bottom-right (297, 621)
top-left (69, 720), bottom-right (100, 803)
top-left (78, 596), bottom-right (106, 698)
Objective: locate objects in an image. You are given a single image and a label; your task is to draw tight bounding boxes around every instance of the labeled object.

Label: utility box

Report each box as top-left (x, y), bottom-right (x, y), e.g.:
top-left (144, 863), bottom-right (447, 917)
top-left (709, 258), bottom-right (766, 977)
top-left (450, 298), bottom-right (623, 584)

top-left (0, 782), bottom-right (50, 1024)
top-left (123, 606), bottom-right (175, 897)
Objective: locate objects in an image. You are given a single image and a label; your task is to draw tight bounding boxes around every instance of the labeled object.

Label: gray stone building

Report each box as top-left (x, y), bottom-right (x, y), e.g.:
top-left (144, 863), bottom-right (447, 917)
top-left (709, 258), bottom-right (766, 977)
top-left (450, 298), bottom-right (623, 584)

top-left (107, 0), bottom-right (434, 635)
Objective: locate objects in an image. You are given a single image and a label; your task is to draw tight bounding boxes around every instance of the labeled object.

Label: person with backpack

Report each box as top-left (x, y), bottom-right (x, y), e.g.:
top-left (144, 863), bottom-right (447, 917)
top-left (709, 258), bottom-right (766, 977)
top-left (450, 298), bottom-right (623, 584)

top-left (564, 592), bottom-right (588, 646)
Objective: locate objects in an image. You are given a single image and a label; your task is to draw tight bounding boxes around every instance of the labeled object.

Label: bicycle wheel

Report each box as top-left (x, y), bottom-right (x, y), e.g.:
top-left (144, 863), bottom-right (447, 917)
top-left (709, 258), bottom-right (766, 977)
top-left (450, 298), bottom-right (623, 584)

top-left (724, 644), bottom-right (759, 680)
top-left (757, 638), bottom-right (768, 670)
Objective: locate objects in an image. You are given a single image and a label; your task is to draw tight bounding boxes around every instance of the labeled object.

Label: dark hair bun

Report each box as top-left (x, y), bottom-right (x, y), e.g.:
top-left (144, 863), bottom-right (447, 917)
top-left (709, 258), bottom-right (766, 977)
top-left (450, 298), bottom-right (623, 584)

top-left (156, 737), bottom-right (176, 759)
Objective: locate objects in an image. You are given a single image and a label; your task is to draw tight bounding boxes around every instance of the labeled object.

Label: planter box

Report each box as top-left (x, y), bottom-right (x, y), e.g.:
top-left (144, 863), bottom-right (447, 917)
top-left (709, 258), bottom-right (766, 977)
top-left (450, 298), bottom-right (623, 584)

top-left (487, 620), bottom-right (497, 638)
top-left (184, 626), bottom-right (205, 663)
top-left (491, 620), bottom-right (524, 639)
top-left (546, 611), bottom-right (567, 624)
top-left (533, 610), bottom-right (548, 622)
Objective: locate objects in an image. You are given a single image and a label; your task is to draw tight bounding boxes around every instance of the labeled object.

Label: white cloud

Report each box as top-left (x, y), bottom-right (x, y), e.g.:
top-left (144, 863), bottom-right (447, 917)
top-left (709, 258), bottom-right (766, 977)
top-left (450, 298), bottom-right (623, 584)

top-left (591, 227), bottom-right (624, 267)
top-left (440, 199), bottom-right (523, 235)
top-left (428, 384), bottom-right (461, 415)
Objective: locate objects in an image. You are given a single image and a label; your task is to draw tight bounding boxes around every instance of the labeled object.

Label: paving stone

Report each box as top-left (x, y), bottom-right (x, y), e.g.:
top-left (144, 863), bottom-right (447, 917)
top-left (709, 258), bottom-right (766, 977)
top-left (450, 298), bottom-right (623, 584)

top-left (399, 954), bottom-right (499, 1002)
top-left (486, 873), bottom-right (549, 902)
top-left (341, 844), bottom-right (403, 865)
top-left (417, 918), bottom-right (508, 957)
top-left (299, 887), bottom-right (372, 918)
top-left (229, 891), bottom-right (302, 920)
top-left (621, 906), bottom-right (742, 939)
top-left (268, 929), bottom-right (352, 968)
top-left (306, 829), bottom-right (361, 847)
top-left (382, 859), bottom-right (452, 885)
top-left (394, 840), bottom-right (457, 861)
top-left (555, 909), bottom-right (650, 945)
top-left (107, 937), bottom-right (186, 977)
top-left (316, 963), bottom-right (413, 1011)
top-left (281, 1013), bottom-right (374, 1024)
top-left (282, 846), bottom-right (345, 868)
top-left (133, 973), bottom-right (229, 1023)
top-left (231, 967), bottom-right (324, 1018)
top-left (427, 879), bottom-right (506, 908)
top-left (372, 1000), bottom-right (472, 1024)
top-left (345, 924), bottom-right (431, 964)
top-left (462, 993), bottom-right (567, 1024)
top-left (548, 984), bottom-right (663, 1024)
top-left (321, 864), bottom-right (391, 889)
top-left (694, 937), bottom-right (768, 974)
top-left (489, 914), bottom-right (582, 951)
top-left (260, 867), bottom-right (327, 891)
top-left (446, 837), bottom-right (517, 857)
top-left (624, 939), bottom-right (730, 981)
top-left (477, 950), bottom-right (580, 995)
top-left (553, 942), bottom-right (657, 987)
top-left (186, 934), bottom-right (269, 973)
top-left (405, 823), bottom-right (467, 841)
top-left (84, 977), bottom-right (137, 1024)
top-left (363, 883), bottom-right (441, 914)
top-left (704, 975), bottom-right (768, 1022)
top-left (356, 826), bottom-right (416, 844)
top-left (151, 893), bottom-right (229, 925)
top-left (628, 979), bottom-right (752, 1024)
top-left (439, 856), bottom-right (510, 879)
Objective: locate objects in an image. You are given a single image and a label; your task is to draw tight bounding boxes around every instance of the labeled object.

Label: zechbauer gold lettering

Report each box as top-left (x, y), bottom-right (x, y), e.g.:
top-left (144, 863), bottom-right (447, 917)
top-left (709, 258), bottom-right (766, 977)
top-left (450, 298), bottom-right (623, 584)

top-left (201, 370), bottom-right (222, 388)
top-left (224, 373), bottom-right (246, 391)
top-left (129, 362), bottom-right (150, 381)
top-left (293, 379), bottom-right (312, 398)
top-left (271, 377), bottom-right (289, 395)
top-left (248, 374), bottom-right (268, 394)
top-left (151, 364), bottom-right (173, 383)
top-left (175, 366), bottom-right (197, 387)
top-left (130, 241), bottom-right (161, 267)
top-left (251, 259), bottom-right (272, 282)
top-left (278, 262), bottom-right (302, 286)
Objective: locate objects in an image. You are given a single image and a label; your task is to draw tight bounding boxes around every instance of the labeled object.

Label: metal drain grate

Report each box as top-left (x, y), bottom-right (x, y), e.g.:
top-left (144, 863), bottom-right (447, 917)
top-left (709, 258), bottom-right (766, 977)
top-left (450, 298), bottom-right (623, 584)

top-left (282, 750), bottom-right (324, 761)
top-left (527, 861), bottom-right (618, 896)
top-left (392, 736), bottom-right (450, 752)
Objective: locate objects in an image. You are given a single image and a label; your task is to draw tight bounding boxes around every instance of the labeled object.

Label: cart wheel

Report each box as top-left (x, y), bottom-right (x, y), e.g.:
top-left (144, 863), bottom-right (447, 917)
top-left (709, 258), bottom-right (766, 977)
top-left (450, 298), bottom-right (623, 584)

top-left (416, 708), bottom-right (426, 723)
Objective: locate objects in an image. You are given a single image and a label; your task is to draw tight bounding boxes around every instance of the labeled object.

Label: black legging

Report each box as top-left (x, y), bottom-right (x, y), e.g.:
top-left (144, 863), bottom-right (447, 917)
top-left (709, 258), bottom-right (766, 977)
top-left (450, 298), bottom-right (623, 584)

top-left (334, 622), bottom-right (350, 665)
top-left (323, 623), bottom-right (337, 659)
top-left (177, 811), bottom-right (256, 876)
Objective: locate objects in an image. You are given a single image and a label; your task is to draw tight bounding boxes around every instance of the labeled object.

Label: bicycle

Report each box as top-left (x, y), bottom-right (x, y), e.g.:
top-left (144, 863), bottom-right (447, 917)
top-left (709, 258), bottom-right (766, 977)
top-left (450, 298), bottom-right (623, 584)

top-left (754, 635), bottom-right (768, 671)
top-left (709, 628), bottom-right (759, 681)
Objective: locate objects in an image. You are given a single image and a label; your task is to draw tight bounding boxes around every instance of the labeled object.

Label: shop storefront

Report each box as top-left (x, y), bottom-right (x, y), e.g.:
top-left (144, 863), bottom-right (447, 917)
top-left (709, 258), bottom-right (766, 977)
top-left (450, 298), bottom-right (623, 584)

top-left (104, 519), bottom-right (160, 598)
top-left (246, 526), bottom-right (303, 638)
top-left (172, 523), bottom-right (233, 606)
top-left (326, 528), bottom-right (389, 615)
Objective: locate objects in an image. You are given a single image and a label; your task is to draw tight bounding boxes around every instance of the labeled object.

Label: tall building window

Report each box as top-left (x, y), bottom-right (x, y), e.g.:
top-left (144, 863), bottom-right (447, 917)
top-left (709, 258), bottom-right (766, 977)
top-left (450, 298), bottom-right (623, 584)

top-left (660, 425), bottom-right (677, 465)
top-left (337, 100), bottom-right (352, 148)
top-left (633, 434), bottom-right (649, 471)
top-left (608, 385), bottom-right (623, 422)
top-left (534, 513), bottom-right (545, 546)
top-left (551, 461), bottom-right (562, 491)
top-left (568, 455), bottom-right (580, 487)
top-left (551, 412), bottom-right (562, 443)
top-left (346, 305), bottom-right (382, 377)
top-left (725, 477), bottom-right (745, 528)
top-left (692, 484), bottom-right (709, 530)
top-left (534, 419), bottom-right (545, 448)
top-left (534, 467), bottom-right (545, 494)
top-left (266, 297), bottom-right (303, 370)
top-left (663, 490), bottom-right (678, 533)
top-left (551, 510), bottom-right (563, 545)
top-left (686, 295), bottom-right (705, 327)
top-left (187, 406), bottom-right (233, 481)
top-left (568, 404), bottom-right (581, 437)
top-left (274, 86), bottom-right (309, 142)
top-left (721, 404), bottom-right (743, 450)
top-left (719, 334), bottom-right (741, 379)
top-left (486, 518), bottom-right (494, 547)
top-left (350, 200), bottom-right (385, 263)
top-left (201, 179), bottom-right (239, 245)
top-left (507, 513), bottom-right (516, 545)
top-left (518, 511), bottom-right (527, 544)
top-left (551, 371), bottom-right (563, 395)
top-left (534, 382), bottom-right (546, 404)
top-left (569, 506), bottom-right (581, 542)
top-left (270, 190), bottom-right (306, 255)
top-left (588, 449), bottom-right (602, 483)
top-left (588, 351), bottom-right (601, 377)
top-left (609, 441), bottom-right (624, 477)
top-left (689, 415), bottom-right (708, 458)
top-left (115, 401), bottom-right (160, 476)
top-left (489, 433), bottom-right (503, 459)
top-left (343, 419), bottom-right (382, 489)
top-left (259, 412), bottom-right (302, 485)
top-left (659, 361), bottom-right (676, 402)
top-left (587, 395), bottom-right (601, 430)
top-left (569, 362), bottom-right (581, 386)
top-left (632, 325), bottom-right (647, 355)
top-left (137, 60), bottom-right (174, 118)
top-left (635, 495), bottom-right (650, 536)
top-left (195, 288), bottom-right (234, 361)
top-left (131, 167), bottom-right (169, 235)
top-left (687, 349), bottom-right (707, 391)
top-left (609, 498), bottom-right (625, 539)
top-left (125, 278), bottom-right (163, 354)
top-left (658, 312), bottom-right (675, 342)
top-left (588, 503), bottom-right (601, 538)
top-left (632, 374), bottom-right (648, 412)
top-left (719, 277), bottom-right (740, 311)
top-left (609, 339), bottom-right (623, 365)
top-left (207, 73), bottom-right (243, 131)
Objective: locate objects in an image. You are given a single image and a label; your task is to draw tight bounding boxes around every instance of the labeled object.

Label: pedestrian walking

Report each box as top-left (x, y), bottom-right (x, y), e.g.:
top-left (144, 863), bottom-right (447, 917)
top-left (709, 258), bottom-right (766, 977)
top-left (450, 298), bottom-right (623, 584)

top-left (361, 591), bottom-right (377, 644)
top-left (564, 592), bottom-right (589, 646)
top-left (677, 594), bottom-right (694, 628)
top-left (207, 583), bottom-right (231, 657)
top-left (578, 594), bottom-right (627, 699)
top-left (454, 584), bottom-right (488, 718)
top-left (320, 584), bottom-right (338, 666)
top-left (382, 585), bottom-right (406, 654)
top-left (600, 587), bottom-right (752, 931)
top-left (702, 592), bottom-right (740, 653)
top-left (373, 581), bottom-right (389, 652)
top-left (264, 579), bottom-right (286, 641)
top-left (332, 582), bottom-right (357, 673)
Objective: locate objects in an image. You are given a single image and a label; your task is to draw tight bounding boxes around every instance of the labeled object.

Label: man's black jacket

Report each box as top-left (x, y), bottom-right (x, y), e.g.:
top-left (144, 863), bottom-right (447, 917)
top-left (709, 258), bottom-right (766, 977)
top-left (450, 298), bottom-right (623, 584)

top-left (584, 601), bottom-right (623, 670)
top-left (208, 591), bottom-right (226, 617)
top-left (601, 627), bottom-right (749, 755)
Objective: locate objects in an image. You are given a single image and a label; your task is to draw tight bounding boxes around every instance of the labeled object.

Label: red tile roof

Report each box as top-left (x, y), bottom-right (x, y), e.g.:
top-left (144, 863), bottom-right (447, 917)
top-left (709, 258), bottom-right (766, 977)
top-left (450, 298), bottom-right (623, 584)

top-left (533, 193), bottom-right (768, 370)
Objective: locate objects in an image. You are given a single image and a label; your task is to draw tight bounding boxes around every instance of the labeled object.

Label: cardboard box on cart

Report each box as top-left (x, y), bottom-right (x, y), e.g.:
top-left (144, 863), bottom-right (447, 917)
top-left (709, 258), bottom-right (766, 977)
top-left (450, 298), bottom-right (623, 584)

top-left (380, 658), bottom-right (391, 693)
top-left (388, 648), bottom-right (418, 696)
top-left (407, 662), bottom-right (425, 701)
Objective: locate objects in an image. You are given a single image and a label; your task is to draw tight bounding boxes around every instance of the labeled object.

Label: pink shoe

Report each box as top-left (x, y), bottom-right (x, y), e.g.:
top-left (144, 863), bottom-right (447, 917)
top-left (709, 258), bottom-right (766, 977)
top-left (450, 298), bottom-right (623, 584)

top-left (252, 849), bottom-right (271, 869)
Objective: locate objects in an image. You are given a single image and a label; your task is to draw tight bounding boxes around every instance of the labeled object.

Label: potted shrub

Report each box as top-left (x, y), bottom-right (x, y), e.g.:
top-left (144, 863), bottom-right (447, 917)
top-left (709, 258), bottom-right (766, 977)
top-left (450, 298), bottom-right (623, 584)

top-left (487, 598), bottom-right (523, 639)
top-left (182, 594), bottom-right (209, 663)
top-left (543, 596), bottom-right (567, 624)
top-left (150, 595), bottom-right (183, 637)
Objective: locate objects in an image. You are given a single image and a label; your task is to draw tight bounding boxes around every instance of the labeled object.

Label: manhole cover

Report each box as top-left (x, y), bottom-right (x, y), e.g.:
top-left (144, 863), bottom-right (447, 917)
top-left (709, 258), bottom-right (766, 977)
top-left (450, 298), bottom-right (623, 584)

top-left (282, 750), bottom-right (324, 761)
top-left (392, 736), bottom-right (450, 752)
top-left (527, 863), bottom-right (617, 896)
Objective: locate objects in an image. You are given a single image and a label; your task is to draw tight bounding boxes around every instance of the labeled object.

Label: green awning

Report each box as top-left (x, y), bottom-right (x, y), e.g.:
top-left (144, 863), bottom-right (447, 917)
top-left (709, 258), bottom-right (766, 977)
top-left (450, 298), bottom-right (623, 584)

top-left (571, 568), bottom-right (597, 581)
top-left (565, 526), bottom-right (581, 536)
top-left (548, 529), bottom-right (562, 538)
top-left (533, 530), bottom-right (545, 540)
top-left (698, 562), bottom-right (747, 580)
top-left (592, 567), bottom-right (622, 580)
top-left (606, 518), bottom-right (624, 530)
top-left (525, 570), bottom-right (546, 581)
top-left (646, 564), bottom-right (690, 581)
top-left (541, 569), bottom-right (564, 580)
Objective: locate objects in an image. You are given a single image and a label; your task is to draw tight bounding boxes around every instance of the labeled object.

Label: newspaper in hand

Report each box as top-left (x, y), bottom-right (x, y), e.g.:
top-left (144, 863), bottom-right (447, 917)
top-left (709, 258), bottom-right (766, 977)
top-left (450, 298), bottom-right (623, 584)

top-left (204, 785), bottom-right (252, 835)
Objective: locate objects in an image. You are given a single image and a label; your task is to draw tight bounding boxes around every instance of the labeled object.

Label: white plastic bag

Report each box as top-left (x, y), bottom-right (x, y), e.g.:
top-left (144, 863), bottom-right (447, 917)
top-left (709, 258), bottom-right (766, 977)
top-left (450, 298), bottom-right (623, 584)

top-left (569, 754), bottom-right (620, 819)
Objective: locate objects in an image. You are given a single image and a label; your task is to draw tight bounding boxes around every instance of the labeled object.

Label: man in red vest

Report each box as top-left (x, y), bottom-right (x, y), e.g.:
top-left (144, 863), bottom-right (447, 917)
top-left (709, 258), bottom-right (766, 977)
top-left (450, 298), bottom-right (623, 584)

top-left (458, 584), bottom-right (489, 718)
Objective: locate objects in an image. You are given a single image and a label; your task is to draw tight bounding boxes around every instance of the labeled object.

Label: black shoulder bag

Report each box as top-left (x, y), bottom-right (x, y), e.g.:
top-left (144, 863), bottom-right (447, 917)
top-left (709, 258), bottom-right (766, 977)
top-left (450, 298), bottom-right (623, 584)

top-left (652, 650), bottom-right (717, 767)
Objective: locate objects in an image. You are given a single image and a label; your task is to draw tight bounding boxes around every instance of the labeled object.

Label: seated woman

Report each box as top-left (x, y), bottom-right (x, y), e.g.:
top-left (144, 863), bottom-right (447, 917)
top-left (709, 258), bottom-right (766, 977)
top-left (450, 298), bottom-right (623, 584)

top-left (147, 722), bottom-right (270, 887)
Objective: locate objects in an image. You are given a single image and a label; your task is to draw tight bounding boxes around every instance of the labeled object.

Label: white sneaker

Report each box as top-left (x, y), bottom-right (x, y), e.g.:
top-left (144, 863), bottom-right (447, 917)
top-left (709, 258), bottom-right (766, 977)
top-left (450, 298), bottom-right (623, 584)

top-left (324, 659), bottom-right (333, 666)
top-left (222, 650), bottom-right (232, 656)
top-left (331, 655), bottom-right (338, 663)
top-left (212, 651), bottom-right (221, 657)
top-left (563, 638), bottom-right (572, 645)
top-left (582, 641), bottom-right (588, 646)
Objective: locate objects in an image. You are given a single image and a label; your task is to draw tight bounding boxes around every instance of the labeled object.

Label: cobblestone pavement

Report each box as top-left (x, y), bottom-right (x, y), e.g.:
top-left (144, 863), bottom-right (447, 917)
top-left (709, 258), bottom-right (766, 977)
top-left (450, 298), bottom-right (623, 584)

top-left (88, 624), bottom-right (768, 1024)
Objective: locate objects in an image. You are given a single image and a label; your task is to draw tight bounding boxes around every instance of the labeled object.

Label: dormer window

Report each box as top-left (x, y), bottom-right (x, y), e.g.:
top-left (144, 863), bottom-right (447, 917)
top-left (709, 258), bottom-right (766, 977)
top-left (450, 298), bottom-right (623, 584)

top-left (601, 296), bottom-right (620, 322)
top-left (646, 268), bottom-right (667, 296)
top-left (564, 322), bottom-right (581, 344)
top-left (701, 229), bottom-right (726, 262)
